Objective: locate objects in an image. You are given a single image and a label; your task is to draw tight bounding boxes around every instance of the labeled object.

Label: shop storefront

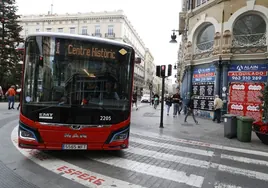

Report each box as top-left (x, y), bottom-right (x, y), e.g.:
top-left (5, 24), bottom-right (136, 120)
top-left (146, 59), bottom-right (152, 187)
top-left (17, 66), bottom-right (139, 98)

top-left (192, 64), bottom-right (215, 118)
top-left (227, 61), bottom-right (268, 121)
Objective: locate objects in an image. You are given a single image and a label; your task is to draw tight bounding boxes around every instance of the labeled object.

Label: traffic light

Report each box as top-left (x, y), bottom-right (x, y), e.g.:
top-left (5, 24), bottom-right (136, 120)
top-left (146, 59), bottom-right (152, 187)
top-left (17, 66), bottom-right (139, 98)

top-left (39, 55), bottom-right (44, 66)
top-left (161, 65), bottom-right (166, 77)
top-left (167, 64), bottom-right (172, 76)
top-left (156, 65), bottom-right (161, 77)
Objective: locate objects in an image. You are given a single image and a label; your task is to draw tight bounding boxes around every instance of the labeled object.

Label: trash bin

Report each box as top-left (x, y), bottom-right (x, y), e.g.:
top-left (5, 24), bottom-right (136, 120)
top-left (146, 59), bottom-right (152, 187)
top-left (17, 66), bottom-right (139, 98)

top-left (223, 114), bottom-right (237, 139)
top-left (236, 116), bottom-right (254, 142)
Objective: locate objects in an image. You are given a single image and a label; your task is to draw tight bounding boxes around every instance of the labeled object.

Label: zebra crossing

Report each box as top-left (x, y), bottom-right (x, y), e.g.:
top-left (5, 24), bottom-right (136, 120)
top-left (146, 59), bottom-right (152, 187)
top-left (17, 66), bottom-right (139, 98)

top-left (11, 126), bottom-right (268, 188)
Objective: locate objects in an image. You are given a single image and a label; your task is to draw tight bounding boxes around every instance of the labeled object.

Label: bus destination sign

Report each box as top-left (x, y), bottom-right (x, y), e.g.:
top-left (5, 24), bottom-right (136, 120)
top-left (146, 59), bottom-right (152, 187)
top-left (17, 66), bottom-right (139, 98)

top-left (67, 44), bottom-right (116, 59)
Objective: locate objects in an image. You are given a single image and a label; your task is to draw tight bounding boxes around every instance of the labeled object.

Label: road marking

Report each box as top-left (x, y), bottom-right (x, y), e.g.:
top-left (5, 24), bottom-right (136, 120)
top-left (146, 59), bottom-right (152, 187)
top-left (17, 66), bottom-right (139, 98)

top-left (126, 147), bottom-right (211, 168)
top-left (221, 154), bottom-right (268, 167)
top-left (131, 137), bottom-right (214, 157)
top-left (88, 156), bottom-right (204, 188)
top-left (214, 182), bottom-right (242, 188)
top-left (130, 129), bottom-right (268, 157)
top-left (127, 145), bottom-right (268, 182)
top-left (210, 163), bottom-right (268, 182)
top-left (11, 126), bottom-right (146, 188)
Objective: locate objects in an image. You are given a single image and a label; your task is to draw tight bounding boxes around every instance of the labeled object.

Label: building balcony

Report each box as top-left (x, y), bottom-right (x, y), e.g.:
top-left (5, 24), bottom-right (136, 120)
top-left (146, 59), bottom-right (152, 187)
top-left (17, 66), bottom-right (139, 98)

top-left (92, 33), bottom-right (102, 37)
top-left (105, 33), bottom-right (115, 38)
top-left (192, 40), bottom-right (214, 60)
top-left (231, 33), bottom-right (267, 54)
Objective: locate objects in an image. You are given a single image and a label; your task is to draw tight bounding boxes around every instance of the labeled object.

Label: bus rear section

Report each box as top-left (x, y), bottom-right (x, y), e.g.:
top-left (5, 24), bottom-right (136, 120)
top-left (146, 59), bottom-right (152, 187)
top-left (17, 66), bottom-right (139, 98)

top-left (18, 33), bottom-right (135, 150)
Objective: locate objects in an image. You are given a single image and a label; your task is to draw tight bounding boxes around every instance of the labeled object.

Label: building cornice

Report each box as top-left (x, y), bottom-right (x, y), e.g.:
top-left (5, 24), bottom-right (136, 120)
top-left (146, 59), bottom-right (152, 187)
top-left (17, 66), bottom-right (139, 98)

top-left (122, 15), bottom-right (146, 51)
top-left (187, 0), bottom-right (226, 18)
top-left (19, 14), bottom-right (124, 23)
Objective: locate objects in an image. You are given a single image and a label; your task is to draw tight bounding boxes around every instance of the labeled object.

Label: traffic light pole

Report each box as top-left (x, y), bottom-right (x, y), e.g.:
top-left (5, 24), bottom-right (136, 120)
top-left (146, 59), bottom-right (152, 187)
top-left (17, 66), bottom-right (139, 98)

top-left (159, 76), bottom-right (165, 128)
top-left (156, 64), bottom-right (172, 129)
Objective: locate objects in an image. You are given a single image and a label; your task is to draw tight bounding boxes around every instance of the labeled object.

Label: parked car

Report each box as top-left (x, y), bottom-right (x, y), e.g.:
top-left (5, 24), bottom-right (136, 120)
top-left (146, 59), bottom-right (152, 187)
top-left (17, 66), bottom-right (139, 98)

top-left (141, 94), bottom-right (150, 103)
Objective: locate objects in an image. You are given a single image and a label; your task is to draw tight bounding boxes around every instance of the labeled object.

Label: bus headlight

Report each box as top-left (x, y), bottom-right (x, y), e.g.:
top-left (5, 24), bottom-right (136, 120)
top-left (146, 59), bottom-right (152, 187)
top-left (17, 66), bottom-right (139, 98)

top-left (110, 129), bottom-right (129, 143)
top-left (19, 128), bottom-right (36, 141)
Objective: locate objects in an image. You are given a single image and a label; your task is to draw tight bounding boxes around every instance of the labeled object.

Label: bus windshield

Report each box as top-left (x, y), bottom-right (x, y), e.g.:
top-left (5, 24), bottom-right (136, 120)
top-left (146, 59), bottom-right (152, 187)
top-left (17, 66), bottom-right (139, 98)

top-left (21, 35), bottom-right (134, 124)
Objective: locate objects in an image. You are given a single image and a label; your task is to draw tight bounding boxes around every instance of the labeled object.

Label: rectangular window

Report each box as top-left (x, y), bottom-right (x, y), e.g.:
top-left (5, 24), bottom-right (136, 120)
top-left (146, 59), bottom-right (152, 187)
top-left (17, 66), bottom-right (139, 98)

top-left (108, 25), bottom-right (114, 34)
top-left (58, 28), bottom-right (63, 33)
top-left (82, 27), bottom-right (87, 35)
top-left (196, 0), bottom-right (201, 7)
top-left (46, 28), bottom-right (52, 32)
top-left (95, 25), bottom-right (100, 34)
top-left (70, 27), bottom-right (75, 34)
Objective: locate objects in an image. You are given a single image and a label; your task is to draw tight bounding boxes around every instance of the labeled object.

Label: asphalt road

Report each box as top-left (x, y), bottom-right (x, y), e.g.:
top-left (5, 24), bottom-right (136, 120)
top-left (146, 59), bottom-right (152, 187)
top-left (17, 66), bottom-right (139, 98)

top-left (0, 102), bottom-right (268, 188)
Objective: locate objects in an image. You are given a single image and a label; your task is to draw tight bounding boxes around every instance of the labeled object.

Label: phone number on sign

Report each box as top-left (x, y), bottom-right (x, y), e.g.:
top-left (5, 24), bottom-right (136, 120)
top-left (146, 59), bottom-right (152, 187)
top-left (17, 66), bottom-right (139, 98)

top-left (231, 76), bottom-right (263, 81)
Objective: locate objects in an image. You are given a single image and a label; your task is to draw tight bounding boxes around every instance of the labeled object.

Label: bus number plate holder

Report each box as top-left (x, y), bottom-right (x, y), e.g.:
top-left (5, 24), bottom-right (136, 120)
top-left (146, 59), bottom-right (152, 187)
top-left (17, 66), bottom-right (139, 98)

top-left (62, 144), bottom-right (87, 150)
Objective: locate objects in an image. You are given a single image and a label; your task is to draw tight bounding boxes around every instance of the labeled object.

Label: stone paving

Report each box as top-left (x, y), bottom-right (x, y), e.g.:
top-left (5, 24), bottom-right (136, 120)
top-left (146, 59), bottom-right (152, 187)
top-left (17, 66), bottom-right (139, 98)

top-left (0, 103), bottom-right (268, 188)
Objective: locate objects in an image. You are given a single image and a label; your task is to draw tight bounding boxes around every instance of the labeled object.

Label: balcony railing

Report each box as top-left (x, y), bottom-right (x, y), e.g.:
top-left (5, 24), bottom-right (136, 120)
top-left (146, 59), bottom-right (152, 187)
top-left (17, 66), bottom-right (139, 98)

top-left (195, 40), bottom-right (214, 54)
top-left (105, 33), bottom-right (115, 38)
top-left (92, 33), bottom-right (102, 37)
top-left (232, 33), bottom-right (266, 48)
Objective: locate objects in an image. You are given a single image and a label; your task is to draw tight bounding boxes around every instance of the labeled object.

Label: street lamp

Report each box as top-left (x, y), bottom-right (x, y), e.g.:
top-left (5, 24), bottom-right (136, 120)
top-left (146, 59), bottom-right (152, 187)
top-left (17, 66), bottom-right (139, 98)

top-left (169, 29), bottom-right (179, 43)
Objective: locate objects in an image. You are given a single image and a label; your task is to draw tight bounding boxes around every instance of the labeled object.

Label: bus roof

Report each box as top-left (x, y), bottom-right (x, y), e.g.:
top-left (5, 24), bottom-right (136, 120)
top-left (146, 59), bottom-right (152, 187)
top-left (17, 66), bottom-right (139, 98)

top-left (26, 32), bottom-right (133, 48)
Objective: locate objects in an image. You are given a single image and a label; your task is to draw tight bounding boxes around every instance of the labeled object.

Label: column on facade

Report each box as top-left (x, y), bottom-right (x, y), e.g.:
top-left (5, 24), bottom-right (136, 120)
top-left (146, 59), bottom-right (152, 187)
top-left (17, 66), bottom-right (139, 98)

top-left (222, 61), bottom-right (230, 92)
top-left (182, 65), bottom-right (193, 100)
top-left (213, 61), bottom-right (221, 96)
top-left (221, 61), bottom-right (230, 115)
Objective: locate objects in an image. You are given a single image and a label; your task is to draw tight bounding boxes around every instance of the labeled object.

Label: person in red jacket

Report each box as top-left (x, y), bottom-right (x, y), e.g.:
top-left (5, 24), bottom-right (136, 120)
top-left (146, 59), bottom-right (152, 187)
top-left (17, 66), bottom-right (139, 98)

top-left (6, 85), bottom-right (16, 110)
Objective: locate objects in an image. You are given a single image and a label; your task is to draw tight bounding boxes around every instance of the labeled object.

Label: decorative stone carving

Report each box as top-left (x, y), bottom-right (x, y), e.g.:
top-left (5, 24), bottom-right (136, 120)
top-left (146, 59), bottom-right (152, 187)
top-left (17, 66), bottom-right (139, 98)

top-left (212, 32), bottom-right (221, 55)
top-left (222, 30), bottom-right (232, 54)
top-left (184, 41), bottom-right (192, 61)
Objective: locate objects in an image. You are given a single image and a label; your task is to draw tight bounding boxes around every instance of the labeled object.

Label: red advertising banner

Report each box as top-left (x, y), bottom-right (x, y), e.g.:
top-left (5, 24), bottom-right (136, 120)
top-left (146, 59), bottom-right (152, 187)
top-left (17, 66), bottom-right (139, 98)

top-left (228, 82), bottom-right (264, 121)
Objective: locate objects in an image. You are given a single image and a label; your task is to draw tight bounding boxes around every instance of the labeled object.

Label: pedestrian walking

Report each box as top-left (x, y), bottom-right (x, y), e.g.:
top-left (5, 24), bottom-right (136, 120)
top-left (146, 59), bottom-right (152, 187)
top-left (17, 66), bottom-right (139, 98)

top-left (213, 95), bottom-right (223, 123)
top-left (132, 91), bottom-right (138, 110)
top-left (5, 85), bottom-right (16, 110)
top-left (184, 96), bottom-right (198, 124)
top-left (172, 89), bottom-right (182, 117)
top-left (166, 95), bottom-right (172, 116)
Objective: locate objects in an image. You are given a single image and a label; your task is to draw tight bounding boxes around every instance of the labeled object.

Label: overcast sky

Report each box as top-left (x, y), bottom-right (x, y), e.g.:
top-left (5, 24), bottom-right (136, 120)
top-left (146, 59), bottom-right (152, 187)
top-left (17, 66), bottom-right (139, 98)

top-left (16, 0), bottom-right (181, 83)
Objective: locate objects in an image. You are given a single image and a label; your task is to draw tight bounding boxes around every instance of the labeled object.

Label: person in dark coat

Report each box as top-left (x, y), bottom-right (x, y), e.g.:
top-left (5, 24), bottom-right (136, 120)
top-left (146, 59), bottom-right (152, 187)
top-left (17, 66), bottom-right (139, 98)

top-left (165, 95), bottom-right (172, 116)
top-left (132, 91), bottom-right (138, 110)
top-left (184, 96), bottom-right (198, 124)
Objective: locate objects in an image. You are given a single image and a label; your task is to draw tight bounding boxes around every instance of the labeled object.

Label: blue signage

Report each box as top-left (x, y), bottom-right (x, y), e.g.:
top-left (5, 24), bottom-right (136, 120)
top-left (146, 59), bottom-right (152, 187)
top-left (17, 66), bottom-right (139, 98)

top-left (193, 66), bottom-right (215, 82)
top-left (228, 64), bottom-right (268, 82)
top-left (229, 64), bottom-right (267, 71)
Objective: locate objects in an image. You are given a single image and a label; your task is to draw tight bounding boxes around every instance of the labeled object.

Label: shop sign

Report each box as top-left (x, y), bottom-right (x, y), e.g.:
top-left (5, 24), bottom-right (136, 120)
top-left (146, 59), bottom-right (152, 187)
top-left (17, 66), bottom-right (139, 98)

top-left (193, 66), bottom-right (215, 82)
top-left (228, 82), bottom-right (264, 121)
top-left (228, 64), bottom-right (268, 82)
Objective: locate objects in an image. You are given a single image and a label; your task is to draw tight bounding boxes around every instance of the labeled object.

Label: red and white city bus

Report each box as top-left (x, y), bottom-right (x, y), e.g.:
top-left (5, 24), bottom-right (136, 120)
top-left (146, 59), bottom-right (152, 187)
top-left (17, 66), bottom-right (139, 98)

top-left (18, 32), bottom-right (136, 150)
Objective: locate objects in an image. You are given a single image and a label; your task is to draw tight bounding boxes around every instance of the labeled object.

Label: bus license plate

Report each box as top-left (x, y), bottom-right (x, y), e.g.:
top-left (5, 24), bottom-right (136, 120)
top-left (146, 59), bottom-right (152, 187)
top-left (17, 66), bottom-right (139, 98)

top-left (62, 144), bottom-right (87, 150)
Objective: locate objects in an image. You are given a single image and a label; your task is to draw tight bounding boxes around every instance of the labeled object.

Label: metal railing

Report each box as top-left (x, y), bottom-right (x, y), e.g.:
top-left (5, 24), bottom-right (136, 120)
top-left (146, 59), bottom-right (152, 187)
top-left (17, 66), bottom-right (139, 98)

top-left (105, 33), bottom-right (115, 38)
top-left (195, 40), bottom-right (214, 53)
top-left (232, 33), bottom-right (266, 47)
top-left (92, 33), bottom-right (102, 37)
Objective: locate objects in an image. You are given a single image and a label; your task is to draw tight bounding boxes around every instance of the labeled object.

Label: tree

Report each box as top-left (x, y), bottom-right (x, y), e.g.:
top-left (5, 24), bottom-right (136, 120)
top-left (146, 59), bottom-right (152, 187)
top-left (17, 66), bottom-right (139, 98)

top-left (0, 0), bottom-right (24, 88)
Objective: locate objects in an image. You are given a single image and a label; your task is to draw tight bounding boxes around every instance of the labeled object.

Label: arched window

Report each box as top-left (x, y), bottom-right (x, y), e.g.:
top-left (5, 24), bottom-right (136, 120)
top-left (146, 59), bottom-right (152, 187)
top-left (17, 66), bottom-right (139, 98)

top-left (196, 24), bottom-right (215, 51)
top-left (233, 14), bottom-right (266, 45)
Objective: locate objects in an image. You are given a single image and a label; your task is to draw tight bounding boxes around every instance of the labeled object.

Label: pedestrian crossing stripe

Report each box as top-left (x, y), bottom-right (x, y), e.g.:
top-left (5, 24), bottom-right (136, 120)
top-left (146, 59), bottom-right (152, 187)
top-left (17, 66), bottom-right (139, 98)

top-left (11, 126), bottom-right (268, 188)
top-left (130, 130), bottom-right (268, 157)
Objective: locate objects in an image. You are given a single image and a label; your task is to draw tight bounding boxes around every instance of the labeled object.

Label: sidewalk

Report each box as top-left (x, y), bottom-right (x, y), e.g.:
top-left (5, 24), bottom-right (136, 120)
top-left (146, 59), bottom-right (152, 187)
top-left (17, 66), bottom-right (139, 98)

top-left (131, 105), bottom-right (268, 153)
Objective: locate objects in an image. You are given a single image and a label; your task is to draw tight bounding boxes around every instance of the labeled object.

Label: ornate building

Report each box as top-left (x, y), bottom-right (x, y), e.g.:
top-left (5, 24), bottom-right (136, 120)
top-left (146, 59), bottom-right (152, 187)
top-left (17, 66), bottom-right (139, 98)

top-left (178, 0), bottom-right (268, 118)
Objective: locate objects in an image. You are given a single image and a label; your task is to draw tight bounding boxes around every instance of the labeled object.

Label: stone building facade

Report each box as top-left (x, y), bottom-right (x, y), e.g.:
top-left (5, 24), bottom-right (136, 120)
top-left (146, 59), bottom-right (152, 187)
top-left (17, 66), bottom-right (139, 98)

top-left (178, 0), bottom-right (268, 118)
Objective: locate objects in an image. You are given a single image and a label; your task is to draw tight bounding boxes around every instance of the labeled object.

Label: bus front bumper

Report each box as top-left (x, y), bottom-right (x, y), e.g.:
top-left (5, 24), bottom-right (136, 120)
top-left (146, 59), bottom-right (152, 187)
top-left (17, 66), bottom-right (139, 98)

top-left (18, 123), bottom-right (129, 150)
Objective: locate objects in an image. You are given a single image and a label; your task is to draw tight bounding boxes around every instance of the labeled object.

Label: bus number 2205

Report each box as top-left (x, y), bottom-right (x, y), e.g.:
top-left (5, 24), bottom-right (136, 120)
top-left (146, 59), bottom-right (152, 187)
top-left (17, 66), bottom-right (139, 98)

top-left (100, 116), bottom-right (111, 121)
